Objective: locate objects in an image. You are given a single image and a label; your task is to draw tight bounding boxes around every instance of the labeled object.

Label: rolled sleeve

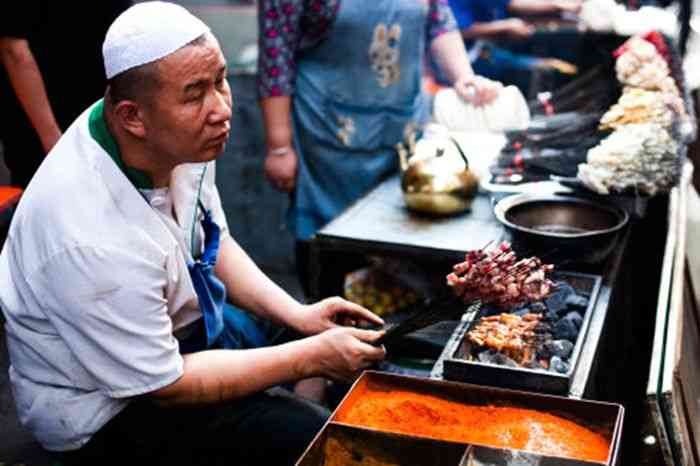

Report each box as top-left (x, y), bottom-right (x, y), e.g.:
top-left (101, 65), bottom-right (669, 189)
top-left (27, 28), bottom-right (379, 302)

top-left (29, 245), bottom-right (183, 398)
top-left (428, 0), bottom-right (458, 43)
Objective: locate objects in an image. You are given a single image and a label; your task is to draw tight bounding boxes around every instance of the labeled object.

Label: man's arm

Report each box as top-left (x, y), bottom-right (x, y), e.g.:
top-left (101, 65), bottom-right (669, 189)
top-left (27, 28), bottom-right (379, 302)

top-left (431, 31), bottom-right (502, 105)
top-left (214, 234), bottom-right (309, 330)
top-left (0, 38), bottom-right (61, 153)
top-left (149, 326), bottom-right (385, 405)
top-left (213, 234), bottom-right (382, 334)
top-left (460, 19), bottom-right (535, 40)
top-left (508, 0), bottom-right (582, 15)
top-left (260, 95), bottom-right (298, 192)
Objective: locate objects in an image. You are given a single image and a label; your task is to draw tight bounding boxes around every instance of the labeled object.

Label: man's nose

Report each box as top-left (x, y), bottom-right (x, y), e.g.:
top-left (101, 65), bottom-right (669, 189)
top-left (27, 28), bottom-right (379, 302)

top-left (208, 90), bottom-right (233, 125)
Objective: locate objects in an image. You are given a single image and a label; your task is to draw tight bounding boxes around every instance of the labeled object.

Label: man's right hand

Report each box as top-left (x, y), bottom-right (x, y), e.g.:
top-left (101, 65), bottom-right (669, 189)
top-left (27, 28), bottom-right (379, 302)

top-left (554, 0), bottom-right (582, 14)
top-left (264, 146), bottom-right (298, 192)
top-left (305, 327), bottom-right (386, 383)
top-left (501, 18), bottom-right (535, 39)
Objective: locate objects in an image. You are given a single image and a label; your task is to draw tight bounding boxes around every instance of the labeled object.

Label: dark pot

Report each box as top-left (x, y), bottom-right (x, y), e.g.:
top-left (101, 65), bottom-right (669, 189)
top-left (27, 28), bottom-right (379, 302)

top-left (493, 193), bottom-right (629, 265)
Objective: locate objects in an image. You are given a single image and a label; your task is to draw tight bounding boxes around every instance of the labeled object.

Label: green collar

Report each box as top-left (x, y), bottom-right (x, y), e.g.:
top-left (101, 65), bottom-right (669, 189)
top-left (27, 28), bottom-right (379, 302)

top-left (89, 99), bottom-right (153, 190)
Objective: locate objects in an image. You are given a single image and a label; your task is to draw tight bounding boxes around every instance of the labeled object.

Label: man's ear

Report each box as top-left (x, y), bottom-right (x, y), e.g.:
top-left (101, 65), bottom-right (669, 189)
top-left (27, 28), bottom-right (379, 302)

top-left (112, 100), bottom-right (147, 139)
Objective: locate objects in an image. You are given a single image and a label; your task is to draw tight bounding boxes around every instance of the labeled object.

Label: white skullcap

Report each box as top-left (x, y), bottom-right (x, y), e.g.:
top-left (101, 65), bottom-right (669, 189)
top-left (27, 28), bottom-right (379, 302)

top-left (103, 2), bottom-right (210, 79)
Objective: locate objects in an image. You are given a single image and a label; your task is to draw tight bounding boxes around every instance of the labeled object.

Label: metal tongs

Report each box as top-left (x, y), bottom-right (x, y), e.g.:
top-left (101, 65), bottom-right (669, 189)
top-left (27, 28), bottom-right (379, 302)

top-left (374, 293), bottom-right (478, 347)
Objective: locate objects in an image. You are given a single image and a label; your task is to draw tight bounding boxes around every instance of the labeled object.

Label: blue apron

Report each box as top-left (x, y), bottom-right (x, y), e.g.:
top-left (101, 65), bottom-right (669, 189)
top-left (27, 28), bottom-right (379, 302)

top-left (180, 201), bottom-right (268, 353)
top-left (290, 0), bottom-right (432, 240)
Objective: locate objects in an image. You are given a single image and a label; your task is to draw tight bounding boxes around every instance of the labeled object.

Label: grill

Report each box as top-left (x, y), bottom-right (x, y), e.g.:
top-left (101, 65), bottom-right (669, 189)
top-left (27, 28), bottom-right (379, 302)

top-left (438, 271), bottom-right (602, 394)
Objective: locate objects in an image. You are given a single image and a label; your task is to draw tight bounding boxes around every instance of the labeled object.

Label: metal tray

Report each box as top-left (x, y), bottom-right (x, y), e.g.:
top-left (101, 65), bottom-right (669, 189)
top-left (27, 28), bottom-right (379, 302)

top-left (439, 271), bottom-right (602, 394)
top-left (296, 423), bottom-right (467, 466)
top-left (296, 371), bottom-right (624, 466)
top-left (298, 423), bottom-right (609, 466)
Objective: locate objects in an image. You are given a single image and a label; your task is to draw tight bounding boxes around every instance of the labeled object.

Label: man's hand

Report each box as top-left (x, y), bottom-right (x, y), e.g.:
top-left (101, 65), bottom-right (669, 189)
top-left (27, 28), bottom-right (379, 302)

top-left (304, 327), bottom-right (387, 382)
top-left (264, 146), bottom-right (298, 192)
top-left (553, 0), bottom-right (582, 14)
top-left (454, 75), bottom-right (503, 107)
top-left (294, 296), bottom-right (384, 336)
top-left (501, 18), bottom-right (536, 39)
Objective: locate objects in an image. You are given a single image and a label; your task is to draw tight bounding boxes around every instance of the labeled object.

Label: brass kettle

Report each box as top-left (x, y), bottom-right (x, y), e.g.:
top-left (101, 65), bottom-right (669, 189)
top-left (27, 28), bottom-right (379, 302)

top-left (397, 132), bottom-right (479, 215)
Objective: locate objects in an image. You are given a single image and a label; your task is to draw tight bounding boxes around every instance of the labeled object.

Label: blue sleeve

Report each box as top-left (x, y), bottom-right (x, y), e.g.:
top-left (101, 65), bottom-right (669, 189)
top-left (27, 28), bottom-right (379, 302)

top-left (448, 0), bottom-right (475, 29)
top-left (499, 0), bottom-right (514, 19)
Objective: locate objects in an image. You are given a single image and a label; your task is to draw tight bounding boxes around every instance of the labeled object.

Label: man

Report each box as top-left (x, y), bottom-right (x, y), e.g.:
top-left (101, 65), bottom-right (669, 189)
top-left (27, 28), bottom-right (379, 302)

top-left (0, 3), bottom-right (385, 465)
top-left (447, 0), bottom-right (581, 93)
top-left (0, 2), bottom-right (132, 187)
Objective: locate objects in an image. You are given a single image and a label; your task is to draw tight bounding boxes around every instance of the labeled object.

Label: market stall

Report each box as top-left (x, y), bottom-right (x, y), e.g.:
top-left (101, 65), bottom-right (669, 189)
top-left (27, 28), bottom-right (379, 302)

top-left (305, 29), bottom-right (697, 466)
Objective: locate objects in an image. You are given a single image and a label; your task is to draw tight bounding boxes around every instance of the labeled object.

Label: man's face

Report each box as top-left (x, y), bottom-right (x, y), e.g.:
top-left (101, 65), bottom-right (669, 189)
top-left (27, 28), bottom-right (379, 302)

top-left (142, 36), bottom-right (232, 166)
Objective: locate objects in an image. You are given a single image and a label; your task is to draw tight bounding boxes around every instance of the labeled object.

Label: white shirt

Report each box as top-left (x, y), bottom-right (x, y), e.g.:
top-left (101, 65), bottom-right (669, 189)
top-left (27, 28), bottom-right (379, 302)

top-left (0, 102), bottom-right (229, 451)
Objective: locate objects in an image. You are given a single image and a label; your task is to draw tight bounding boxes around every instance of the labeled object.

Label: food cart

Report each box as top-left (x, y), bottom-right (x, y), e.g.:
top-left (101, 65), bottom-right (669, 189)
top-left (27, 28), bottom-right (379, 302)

top-left (303, 31), bottom-right (698, 466)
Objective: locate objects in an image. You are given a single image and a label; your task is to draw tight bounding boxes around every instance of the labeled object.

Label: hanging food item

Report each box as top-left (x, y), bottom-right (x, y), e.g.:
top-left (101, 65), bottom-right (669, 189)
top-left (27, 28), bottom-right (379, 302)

top-left (615, 36), bottom-right (674, 91)
top-left (446, 241), bottom-right (555, 310)
top-left (599, 88), bottom-right (678, 130)
top-left (577, 123), bottom-right (679, 195)
top-left (612, 33), bottom-right (686, 119)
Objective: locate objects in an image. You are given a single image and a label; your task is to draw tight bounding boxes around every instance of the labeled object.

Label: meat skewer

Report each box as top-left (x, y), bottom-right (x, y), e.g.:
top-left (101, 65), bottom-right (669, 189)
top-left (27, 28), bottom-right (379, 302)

top-left (446, 241), bottom-right (555, 309)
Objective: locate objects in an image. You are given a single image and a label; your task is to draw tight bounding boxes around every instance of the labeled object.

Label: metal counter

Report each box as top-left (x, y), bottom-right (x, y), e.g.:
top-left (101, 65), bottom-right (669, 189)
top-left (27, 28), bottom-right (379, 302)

top-left (310, 176), bottom-right (632, 400)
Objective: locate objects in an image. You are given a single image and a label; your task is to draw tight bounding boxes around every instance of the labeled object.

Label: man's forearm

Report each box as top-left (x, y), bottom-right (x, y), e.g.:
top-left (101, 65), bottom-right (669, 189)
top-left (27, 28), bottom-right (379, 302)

top-left (431, 31), bottom-right (474, 84)
top-left (508, 0), bottom-right (560, 15)
top-left (215, 235), bottom-right (307, 331)
top-left (0, 38), bottom-right (61, 152)
top-left (461, 21), bottom-right (517, 40)
top-left (150, 338), bottom-right (318, 405)
top-left (260, 95), bottom-right (293, 149)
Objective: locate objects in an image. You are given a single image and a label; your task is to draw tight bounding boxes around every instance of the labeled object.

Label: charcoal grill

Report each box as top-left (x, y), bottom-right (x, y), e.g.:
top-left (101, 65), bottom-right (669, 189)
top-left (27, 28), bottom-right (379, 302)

top-left (437, 271), bottom-right (602, 394)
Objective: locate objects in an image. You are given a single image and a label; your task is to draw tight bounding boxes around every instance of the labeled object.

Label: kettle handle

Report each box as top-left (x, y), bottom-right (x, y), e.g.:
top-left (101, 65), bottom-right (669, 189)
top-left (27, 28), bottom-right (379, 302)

top-left (395, 142), bottom-right (409, 172)
top-left (448, 136), bottom-right (470, 168)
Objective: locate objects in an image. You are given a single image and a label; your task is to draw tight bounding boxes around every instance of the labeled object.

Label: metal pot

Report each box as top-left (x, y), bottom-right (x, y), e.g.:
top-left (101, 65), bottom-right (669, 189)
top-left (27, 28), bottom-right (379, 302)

top-left (493, 193), bottom-right (629, 264)
top-left (398, 135), bottom-right (479, 216)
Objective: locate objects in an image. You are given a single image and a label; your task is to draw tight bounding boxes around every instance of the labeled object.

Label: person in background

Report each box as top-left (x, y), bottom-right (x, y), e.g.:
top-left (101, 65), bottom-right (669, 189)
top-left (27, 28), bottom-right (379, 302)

top-left (448, 0), bottom-right (582, 93)
top-left (0, 1), bottom-right (132, 188)
top-left (258, 0), bottom-right (502, 295)
top-left (0, 3), bottom-right (386, 465)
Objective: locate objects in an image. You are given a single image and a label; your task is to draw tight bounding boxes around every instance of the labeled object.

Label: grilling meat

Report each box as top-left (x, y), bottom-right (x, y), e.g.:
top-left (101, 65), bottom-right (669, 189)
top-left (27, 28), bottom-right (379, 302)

top-left (467, 313), bottom-right (546, 364)
top-left (446, 241), bottom-right (555, 309)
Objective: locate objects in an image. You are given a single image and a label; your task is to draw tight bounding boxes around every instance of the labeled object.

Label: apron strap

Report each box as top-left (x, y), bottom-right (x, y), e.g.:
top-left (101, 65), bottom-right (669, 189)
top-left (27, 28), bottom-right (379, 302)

top-left (187, 200), bottom-right (226, 349)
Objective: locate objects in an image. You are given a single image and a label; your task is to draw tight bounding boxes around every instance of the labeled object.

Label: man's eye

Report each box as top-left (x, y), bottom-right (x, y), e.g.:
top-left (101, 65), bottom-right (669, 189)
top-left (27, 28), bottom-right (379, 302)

top-left (186, 91), bottom-right (204, 102)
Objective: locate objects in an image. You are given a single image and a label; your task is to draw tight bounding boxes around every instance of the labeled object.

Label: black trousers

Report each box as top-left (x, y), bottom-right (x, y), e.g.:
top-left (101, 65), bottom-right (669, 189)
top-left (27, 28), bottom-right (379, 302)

top-left (56, 387), bottom-right (329, 466)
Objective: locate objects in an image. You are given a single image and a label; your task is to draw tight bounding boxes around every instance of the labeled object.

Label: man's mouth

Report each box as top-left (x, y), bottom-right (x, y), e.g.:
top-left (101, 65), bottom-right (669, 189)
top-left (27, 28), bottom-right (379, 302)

top-left (209, 130), bottom-right (230, 145)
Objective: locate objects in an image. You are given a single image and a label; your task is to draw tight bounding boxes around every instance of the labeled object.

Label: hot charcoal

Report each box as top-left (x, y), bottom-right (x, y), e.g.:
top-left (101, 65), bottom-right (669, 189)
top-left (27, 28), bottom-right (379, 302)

top-left (464, 280), bottom-right (591, 375)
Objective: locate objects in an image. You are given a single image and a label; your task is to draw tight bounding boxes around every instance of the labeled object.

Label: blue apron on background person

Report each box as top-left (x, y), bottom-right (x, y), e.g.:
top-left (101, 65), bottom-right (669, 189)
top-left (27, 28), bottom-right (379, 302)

top-left (180, 201), bottom-right (268, 354)
top-left (290, 0), bottom-right (432, 241)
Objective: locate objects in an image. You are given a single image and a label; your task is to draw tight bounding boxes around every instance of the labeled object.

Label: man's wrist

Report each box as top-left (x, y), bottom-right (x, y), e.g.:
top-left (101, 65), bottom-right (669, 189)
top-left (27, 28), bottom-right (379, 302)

top-left (268, 145), bottom-right (293, 157)
top-left (289, 302), bottom-right (313, 335)
top-left (290, 337), bottom-right (320, 379)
